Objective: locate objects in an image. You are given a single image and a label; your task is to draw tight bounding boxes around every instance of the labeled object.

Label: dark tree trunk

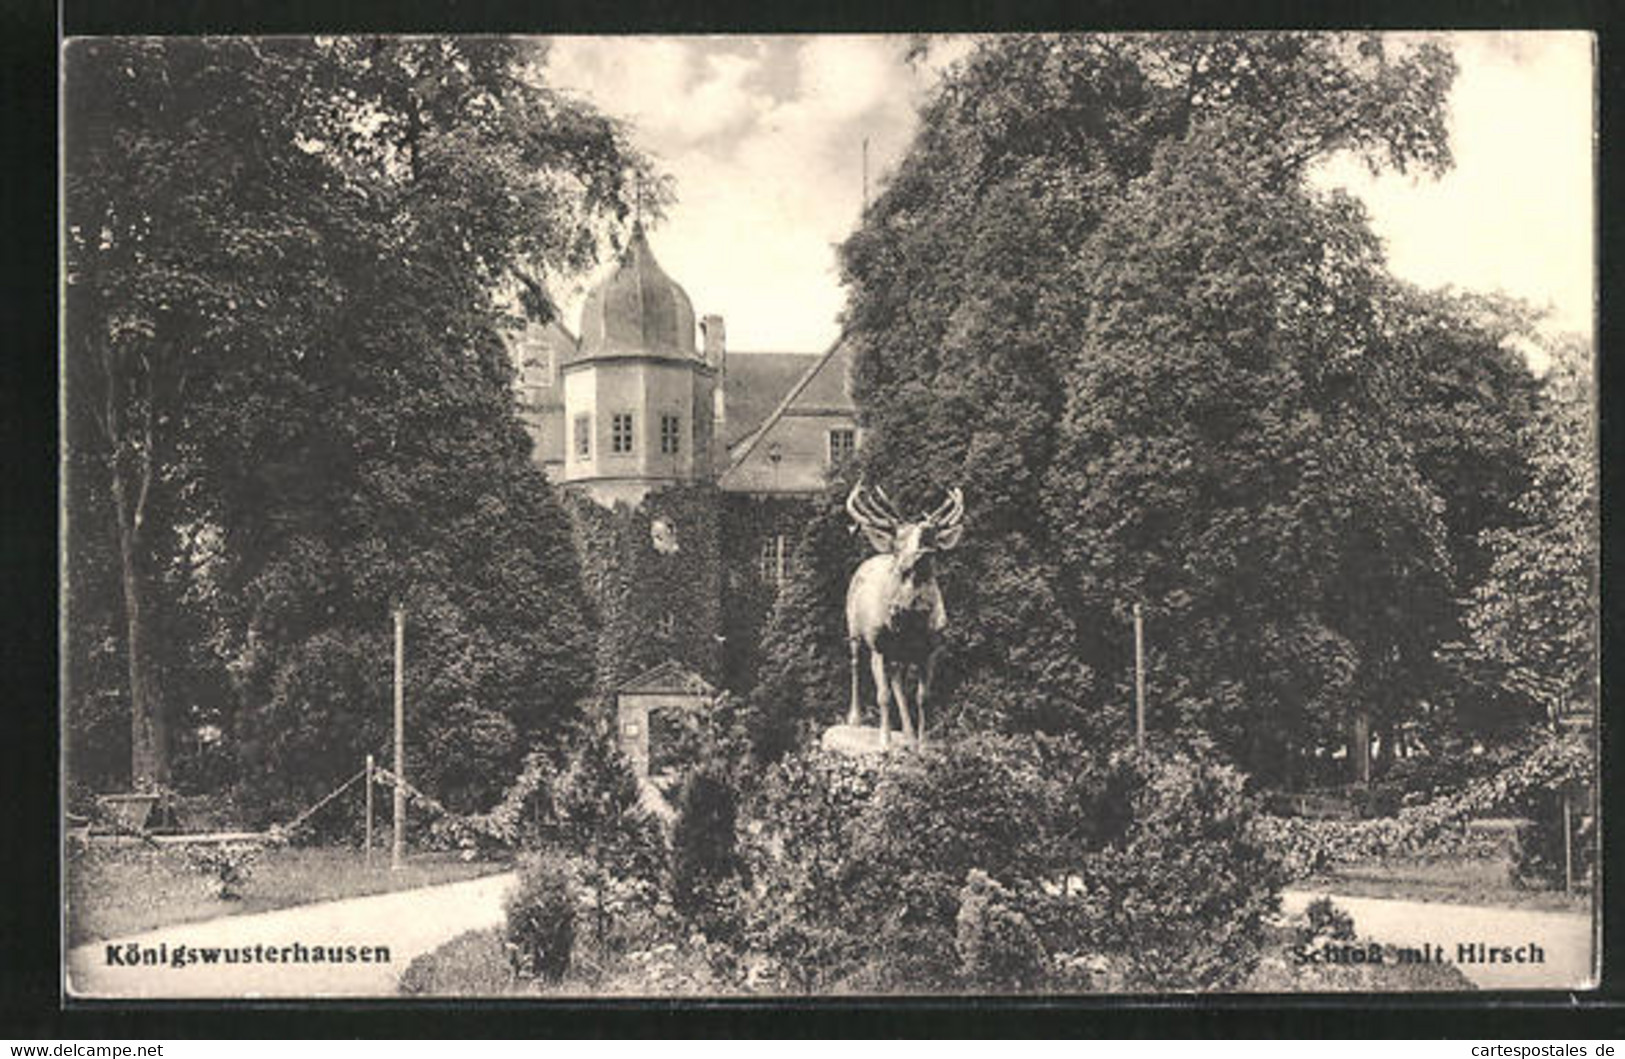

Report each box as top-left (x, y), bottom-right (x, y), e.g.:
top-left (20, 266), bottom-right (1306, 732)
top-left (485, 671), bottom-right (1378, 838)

top-left (101, 339), bottom-right (169, 791)
top-left (1349, 709), bottom-right (1371, 787)
top-left (112, 471), bottom-right (168, 790)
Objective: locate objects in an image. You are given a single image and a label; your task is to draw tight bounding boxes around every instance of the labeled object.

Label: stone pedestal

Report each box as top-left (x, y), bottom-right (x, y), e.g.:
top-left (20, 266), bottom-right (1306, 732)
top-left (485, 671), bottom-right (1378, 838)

top-left (819, 724), bottom-right (917, 757)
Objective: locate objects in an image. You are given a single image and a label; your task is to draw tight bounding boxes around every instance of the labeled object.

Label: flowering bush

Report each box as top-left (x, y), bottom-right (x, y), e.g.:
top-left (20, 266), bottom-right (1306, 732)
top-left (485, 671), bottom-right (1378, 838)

top-left (185, 842), bottom-right (261, 900)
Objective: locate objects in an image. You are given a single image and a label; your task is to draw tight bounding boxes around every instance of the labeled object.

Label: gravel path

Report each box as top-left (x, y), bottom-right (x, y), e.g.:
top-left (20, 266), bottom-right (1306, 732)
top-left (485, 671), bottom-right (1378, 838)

top-left (1281, 889), bottom-right (1595, 990)
top-left (68, 874), bottom-right (1593, 997)
top-left (67, 871), bottom-right (518, 998)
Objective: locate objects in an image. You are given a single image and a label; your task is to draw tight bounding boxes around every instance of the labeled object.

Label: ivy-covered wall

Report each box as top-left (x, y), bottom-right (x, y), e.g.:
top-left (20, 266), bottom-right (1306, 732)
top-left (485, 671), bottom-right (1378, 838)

top-left (718, 494), bottom-right (820, 695)
top-left (564, 486), bottom-right (821, 703)
top-left (565, 484), bottom-right (726, 694)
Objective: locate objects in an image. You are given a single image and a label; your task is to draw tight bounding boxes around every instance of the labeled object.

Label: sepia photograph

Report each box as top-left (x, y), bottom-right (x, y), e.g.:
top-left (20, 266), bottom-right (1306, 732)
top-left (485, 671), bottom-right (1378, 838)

top-left (60, 30), bottom-right (1598, 1000)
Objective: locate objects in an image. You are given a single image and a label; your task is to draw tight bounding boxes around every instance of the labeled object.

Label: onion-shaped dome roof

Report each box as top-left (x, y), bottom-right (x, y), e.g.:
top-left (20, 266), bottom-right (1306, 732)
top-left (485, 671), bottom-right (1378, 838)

top-left (575, 222), bottom-right (697, 362)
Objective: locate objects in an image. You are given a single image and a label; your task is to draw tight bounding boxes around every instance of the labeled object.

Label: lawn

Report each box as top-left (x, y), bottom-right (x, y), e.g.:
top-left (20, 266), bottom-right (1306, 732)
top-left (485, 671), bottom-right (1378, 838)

top-left (1306, 852), bottom-right (1591, 914)
top-left (65, 842), bottom-right (511, 946)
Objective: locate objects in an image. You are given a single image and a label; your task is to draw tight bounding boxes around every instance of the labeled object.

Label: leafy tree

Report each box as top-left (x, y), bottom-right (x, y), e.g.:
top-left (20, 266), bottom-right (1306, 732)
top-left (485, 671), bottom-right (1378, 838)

top-left (832, 33), bottom-right (1543, 779)
top-left (1042, 128), bottom-right (1457, 784)
top-left (63, 37), bottom-right (653, 801)
top-left (1375, 287), bottom-right (1546, 749)
top-left (1467, 335), bottom-right (1597, 721)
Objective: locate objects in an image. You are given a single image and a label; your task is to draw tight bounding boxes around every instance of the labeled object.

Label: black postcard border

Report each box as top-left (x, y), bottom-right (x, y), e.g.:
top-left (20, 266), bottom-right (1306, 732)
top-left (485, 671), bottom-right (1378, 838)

top-left (9, 0), bottom-right (1622, 1038)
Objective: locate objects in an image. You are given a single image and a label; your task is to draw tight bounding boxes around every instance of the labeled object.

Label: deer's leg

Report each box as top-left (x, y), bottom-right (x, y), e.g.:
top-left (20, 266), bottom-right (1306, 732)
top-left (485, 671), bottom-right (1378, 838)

top-left (847, 638), bottom-right (862, 727)
top-left (870, 651), bottom-right (892, 747)
top-left (891, 668), bottom-right (915, 743)
top-left (917, 646), bottom-right (943, 747)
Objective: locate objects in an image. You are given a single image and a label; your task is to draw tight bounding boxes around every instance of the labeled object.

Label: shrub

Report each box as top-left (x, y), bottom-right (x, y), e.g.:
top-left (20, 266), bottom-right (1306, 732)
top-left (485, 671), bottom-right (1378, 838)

top-left (547, 715), bottom-right (665, 873)
top-left (543, 714), bottom-right (668, 943)
top-left (503, 853), bottom-right (578, 983)
top-left (1070, 747), bottom-right (1286, 990)
top-left (740, 748), bottom-right (882, 991)
top-left (185, 841), bottom-right (261, 900)
top-left (741, 735), bottom-right (1287, 994)
top-left (741, 735), bottom-right (1074, 992)
top-left (955, 869), bottom-right (1047, 992)
top-left (1291, 896), bottom-right (1358, 966)
top-left (398, 928), bottom-right (514, 996)
top-left (1509, 790), bottom-right (1593, 890)
top-left (670, 762), bottom-right (744, 930)
top-left (842, 733), bottom-right (1075, 989)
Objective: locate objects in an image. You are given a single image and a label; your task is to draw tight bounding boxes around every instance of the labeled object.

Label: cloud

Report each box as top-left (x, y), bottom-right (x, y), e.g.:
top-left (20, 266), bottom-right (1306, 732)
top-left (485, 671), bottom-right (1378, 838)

top-left (1314, 31), bottom-right (1594, 340)
top-left (545, 38), bottom-right (770, 150)
top-left (544, 35), bottom-right (939, 350)
top-left (546, 33), bottom-right (1594, 351)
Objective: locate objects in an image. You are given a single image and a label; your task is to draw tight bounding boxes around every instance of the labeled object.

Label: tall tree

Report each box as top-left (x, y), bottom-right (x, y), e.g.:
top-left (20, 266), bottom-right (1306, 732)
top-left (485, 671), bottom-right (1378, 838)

top-left (1041, 127), bottom-right (1456, 783)
top-left (63, 37), bottom-right (653, 799)
top-left (836, 33), bottom-right (1460, 753)
top-left (1467, 335), bottom-right (1598, 722)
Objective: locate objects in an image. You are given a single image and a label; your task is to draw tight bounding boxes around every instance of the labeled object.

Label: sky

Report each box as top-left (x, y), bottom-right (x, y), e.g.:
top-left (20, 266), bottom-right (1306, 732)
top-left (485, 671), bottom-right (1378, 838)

top-left (541, 33), bottom-right (1595, 354)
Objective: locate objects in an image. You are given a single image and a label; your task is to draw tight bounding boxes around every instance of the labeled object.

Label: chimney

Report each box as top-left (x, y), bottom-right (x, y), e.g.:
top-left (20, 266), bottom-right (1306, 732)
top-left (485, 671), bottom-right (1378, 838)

top-left (700, 314), bottom-right (726, 368)
top-left (700, 315), bottom-right (726, 473)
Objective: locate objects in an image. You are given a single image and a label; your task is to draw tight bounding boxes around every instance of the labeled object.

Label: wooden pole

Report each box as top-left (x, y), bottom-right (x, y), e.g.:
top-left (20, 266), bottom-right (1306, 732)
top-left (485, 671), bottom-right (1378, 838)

top-left (1133, 603), bottom-right (1146, 753)
top-left (862, 137), bottom-right (870, 211)
top-left (364, 753), bottom-right (374, 866)
top-left (1562, 789), bottom-right (1574, 894)
top-left (392, 604), bottom-right (405, 871)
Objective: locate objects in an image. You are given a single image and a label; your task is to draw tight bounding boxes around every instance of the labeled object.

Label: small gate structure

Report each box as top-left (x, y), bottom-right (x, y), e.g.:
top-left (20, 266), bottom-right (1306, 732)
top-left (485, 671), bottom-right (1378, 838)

top-left (615, 660), bottom-right (717, 782)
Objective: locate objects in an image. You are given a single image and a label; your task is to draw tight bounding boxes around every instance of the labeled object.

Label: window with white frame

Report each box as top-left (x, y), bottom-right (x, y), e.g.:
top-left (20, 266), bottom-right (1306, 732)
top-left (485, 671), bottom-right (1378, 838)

top-left (757, 533), bottom-right (788, 589)
top-left (612, 412), bottom-right (634, 455)
top-left (828, 427), bottom-right (856, 465)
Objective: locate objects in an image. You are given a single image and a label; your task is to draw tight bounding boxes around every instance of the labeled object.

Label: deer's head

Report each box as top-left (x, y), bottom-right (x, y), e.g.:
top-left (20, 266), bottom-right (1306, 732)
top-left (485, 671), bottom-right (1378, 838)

top-left (846, 481), bottom-right (964, 579)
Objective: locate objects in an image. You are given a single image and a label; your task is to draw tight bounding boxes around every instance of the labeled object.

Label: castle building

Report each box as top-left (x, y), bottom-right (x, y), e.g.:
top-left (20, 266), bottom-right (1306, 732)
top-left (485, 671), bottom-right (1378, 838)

top-left (505, 224), bottom-right (864, 776)
top-left (507, 222), bottom-right (860, 508)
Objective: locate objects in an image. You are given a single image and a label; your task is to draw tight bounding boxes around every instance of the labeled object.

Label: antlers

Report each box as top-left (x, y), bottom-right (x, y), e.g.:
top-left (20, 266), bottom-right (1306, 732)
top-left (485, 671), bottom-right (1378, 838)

top-left (846, 481), bottom-right (905, 530)
top-left (924, 487), bottom-right (964, 530)
top-left (847, 481), bottom-right (963, 531)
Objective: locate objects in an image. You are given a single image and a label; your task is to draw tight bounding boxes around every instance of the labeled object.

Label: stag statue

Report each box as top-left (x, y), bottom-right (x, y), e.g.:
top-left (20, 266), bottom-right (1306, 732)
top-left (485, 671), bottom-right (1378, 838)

top-left (844, 481), bottom-right (964, 747)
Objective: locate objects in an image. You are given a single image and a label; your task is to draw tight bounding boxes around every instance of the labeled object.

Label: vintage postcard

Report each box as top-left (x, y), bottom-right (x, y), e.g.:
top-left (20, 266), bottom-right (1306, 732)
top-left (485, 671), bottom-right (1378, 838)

top-left (61, 31), bottom-right (1598, 999)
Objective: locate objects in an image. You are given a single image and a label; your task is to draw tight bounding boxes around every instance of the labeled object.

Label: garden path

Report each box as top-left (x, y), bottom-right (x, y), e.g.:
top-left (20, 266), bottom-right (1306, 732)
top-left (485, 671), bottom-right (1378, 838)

top-left (1280, 888), bottom-right (1595, 990)
top-left (66, 870), bottom-right (519, 999)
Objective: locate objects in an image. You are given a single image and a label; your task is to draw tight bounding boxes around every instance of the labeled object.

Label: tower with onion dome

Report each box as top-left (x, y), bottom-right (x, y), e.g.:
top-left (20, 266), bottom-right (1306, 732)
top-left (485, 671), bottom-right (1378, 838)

top-left (554, 221), bottom-right (722, 507)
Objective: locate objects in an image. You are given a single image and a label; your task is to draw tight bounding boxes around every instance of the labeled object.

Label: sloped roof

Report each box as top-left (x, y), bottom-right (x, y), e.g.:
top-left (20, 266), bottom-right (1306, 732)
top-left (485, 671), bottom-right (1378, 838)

top-left (724, 352), bottom-right (821, 446)
top-left (617, 659), bottom-right (717, 697)
top-left (725, 333), bottom-right (852, 473)
top-left (788, 340), bottom-right (854, 411)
